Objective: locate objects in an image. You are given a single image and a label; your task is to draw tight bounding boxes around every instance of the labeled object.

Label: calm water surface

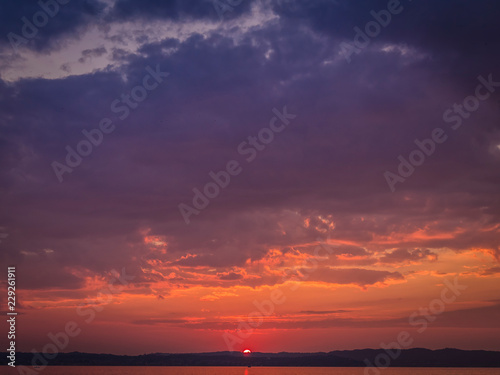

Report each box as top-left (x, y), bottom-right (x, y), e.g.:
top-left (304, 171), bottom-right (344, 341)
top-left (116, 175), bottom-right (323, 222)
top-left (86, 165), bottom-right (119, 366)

top-left (10, 367), bottom-right (500, 375)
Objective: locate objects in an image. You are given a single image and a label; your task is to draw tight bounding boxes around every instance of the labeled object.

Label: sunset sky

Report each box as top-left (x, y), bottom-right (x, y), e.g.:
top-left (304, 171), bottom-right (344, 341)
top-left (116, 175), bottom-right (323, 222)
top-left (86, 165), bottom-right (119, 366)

top-left (1, 0), bottom-right (500, 355)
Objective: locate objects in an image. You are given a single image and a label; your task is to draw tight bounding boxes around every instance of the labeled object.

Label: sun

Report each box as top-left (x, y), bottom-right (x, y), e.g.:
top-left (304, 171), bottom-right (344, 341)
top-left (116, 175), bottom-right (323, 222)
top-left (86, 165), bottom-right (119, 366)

top-left (243, 349), bottom-right (252, 354)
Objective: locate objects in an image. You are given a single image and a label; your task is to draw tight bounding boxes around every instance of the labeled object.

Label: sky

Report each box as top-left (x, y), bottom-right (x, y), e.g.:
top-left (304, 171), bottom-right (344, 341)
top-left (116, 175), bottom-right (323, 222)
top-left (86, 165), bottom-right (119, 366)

top-left (1, 0), bottom-right (500, 355)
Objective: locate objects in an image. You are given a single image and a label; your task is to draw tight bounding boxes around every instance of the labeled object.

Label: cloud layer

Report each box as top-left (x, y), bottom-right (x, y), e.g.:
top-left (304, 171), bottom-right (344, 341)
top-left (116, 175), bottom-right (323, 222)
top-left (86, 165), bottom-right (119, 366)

top-left (1, 0), bottom-right (500, 354)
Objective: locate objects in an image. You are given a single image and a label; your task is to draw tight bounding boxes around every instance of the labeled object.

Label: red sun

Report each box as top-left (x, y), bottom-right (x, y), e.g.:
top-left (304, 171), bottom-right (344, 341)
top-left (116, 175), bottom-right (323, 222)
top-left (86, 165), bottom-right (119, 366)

top-left (243, 349), bottom-right (252, 354)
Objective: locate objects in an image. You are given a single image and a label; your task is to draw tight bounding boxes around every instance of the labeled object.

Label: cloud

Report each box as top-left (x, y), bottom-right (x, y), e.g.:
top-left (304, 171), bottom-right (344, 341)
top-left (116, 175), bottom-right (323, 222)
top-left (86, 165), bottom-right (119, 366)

top-left (379, 248), bottom-right (438, 265)
top-left (217, 271), bottom-right (244, 281)
top-left (0, 0), bottom-right (499, 320)
top-left (108, 0), bottom-right (256, 22)
top-left (78, 46), bottom-right (108, 63)
top-left (169, 301), bottom-right (500, 331)
top-left (132, 318), bottom-right (187, 325)
top-left (481, 267), bottom-right (500, 276)
top-left (299, 310), bottom-right (351, 315)
top-left (0, 0), bottom-right (106, 53)
top-left (303, 267), bottom-right (404, 288)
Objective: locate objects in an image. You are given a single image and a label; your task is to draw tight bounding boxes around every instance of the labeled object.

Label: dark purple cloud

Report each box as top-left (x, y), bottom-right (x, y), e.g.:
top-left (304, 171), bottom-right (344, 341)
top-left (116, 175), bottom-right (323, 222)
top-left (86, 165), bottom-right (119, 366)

top-left (379, 248), bottom-right (438, 264)
top-left (108, 0), bottom-right (255, 22)
top-left (0, 0), bottom-right (106, 52)
top-left (0, 0), bottom-right (499, 294)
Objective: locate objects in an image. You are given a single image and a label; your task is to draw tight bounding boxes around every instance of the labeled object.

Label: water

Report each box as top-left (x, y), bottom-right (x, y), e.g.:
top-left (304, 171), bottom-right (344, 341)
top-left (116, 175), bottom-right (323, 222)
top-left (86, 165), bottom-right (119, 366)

top-left (6, 367), bottom-right (500, 375)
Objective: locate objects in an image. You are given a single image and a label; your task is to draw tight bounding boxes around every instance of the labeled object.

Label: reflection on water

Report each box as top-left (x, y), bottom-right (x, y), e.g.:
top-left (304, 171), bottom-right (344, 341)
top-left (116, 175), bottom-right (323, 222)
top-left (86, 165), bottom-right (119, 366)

top-left (5, 367), bottom-right (500, 375)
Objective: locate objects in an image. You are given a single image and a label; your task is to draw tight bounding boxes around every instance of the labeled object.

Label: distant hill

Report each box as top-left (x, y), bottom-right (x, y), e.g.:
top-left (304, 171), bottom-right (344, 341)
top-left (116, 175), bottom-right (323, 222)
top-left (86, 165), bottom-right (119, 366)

top-left (3, 348), bottom-right (500, 367)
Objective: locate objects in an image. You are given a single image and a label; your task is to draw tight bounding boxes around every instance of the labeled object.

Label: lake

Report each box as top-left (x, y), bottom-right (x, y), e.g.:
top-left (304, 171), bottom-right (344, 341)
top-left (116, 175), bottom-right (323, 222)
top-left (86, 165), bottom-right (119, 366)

top-left (5, 367), bottom-right (500, 375)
